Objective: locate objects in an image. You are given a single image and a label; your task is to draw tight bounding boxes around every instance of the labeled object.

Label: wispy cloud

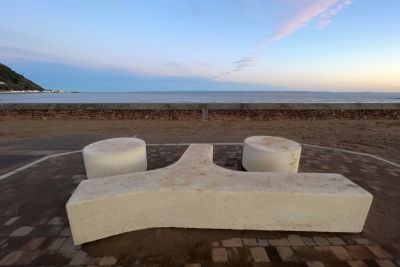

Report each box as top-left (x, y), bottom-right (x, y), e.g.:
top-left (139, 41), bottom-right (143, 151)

top-left (216, 0), bottom-right (352, 79)
top-left (264, 0), bottom-right (340, 43)
top-left (232, 56), bottom-right (258, 71)
top-left (318, 0), bottom-right (352, 29)
top-left (214, 55), bottom-right (259, 78)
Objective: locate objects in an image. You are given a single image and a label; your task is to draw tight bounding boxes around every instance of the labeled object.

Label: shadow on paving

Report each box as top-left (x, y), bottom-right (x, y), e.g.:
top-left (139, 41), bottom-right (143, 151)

top-left (0, 145), bottom-right (399, 266)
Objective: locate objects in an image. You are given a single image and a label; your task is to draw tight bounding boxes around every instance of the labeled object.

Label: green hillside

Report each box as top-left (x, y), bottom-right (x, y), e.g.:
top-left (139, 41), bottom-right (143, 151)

top-left (0, 63), bottom-right (45, 92)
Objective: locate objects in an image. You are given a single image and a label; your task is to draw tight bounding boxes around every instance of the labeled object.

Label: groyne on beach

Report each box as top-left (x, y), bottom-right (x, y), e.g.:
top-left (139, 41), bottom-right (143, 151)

top-left (0, 103), bottom-right (399, 121)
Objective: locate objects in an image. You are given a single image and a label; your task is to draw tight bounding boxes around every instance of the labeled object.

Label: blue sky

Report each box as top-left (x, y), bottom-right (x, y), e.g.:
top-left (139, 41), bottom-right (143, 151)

top-left (1, 0), bottom-right (399, 92)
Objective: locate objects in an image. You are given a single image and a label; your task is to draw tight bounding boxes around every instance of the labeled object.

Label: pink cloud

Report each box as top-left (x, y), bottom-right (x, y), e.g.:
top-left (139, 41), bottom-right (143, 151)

top-left (318, 0), bottom-right (352, 29)
top-left (262, 0), bottom-right (342, 43)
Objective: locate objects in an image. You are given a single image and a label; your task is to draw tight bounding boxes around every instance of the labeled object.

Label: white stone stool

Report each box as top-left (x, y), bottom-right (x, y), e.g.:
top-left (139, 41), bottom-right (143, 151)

top-left (242, 136), bottom-right (301, 173)
top-left (83, 138), bottom-right (147, 179)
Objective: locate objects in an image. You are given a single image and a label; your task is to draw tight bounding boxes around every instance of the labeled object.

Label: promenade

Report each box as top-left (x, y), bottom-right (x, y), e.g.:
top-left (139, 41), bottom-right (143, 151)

top-left (0, 131), bottom-right (399, 266)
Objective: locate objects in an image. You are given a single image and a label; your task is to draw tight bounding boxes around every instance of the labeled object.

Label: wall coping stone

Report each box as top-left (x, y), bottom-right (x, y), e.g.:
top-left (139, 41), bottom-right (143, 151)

top-left (0, 103), bottom-right (399, 110)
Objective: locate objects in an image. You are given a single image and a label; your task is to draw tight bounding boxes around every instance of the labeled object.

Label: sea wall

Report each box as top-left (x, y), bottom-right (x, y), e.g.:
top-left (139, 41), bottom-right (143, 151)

top-left (0, 103), bottom-right (399, 121)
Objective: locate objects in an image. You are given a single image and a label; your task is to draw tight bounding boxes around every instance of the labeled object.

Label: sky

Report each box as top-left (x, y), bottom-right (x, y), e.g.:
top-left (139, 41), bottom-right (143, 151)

top-left (0, 0), bottom-right (399, 92)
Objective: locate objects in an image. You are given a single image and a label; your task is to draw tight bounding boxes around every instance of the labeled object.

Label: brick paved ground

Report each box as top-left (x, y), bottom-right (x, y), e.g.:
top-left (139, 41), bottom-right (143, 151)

top-left (0, 144), bottom-right (399, 266)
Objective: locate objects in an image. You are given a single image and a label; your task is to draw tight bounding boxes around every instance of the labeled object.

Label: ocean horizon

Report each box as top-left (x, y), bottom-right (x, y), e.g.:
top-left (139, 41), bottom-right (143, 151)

top-left (1, 91), bottom-right (400, 104)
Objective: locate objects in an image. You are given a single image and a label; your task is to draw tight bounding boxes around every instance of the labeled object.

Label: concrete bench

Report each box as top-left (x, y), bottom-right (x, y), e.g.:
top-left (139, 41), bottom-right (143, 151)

top-left (243, 136), bottom-right (302, 173)
top-left (82, 137), bottom-right (147, 179)
top-left (67, 144), bottom-right (372, 245)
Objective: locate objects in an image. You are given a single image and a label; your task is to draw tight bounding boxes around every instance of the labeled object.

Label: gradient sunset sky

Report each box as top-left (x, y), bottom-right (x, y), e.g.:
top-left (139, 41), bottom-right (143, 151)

top-left (1, 0), bottom-right (399, 92)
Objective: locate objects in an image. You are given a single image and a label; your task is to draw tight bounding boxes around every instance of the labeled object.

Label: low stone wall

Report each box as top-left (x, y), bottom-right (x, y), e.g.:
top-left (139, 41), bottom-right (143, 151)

top-left (0, 109), bottom-right (202, 121)
top-left (208, 109), bottom-right (399, 121)
top-left (0, 103), bottom-right (399, 121)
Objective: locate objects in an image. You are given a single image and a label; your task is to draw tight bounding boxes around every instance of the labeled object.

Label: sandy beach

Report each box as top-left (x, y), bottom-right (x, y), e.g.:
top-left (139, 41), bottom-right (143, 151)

top-left (1, 119), bottom-right (399, 164)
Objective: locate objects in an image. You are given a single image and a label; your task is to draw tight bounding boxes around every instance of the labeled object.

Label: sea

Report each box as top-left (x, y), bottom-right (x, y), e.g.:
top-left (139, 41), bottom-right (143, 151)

top-left (1, 91), bottom-right (400, 103)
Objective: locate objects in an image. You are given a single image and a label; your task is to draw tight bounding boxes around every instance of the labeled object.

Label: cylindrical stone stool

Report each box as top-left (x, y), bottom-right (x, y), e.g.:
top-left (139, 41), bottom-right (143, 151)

top-left (242, 136), bottom-right (302, 173)
top-left (83, 138), bottom-right (147, 179)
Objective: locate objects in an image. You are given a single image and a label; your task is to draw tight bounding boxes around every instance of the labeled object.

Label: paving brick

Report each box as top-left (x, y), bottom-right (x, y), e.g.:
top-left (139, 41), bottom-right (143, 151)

top-left (268, 238), bottom-right (291, 247)
top-left (31, 225), bottom-right (63, 236)
top-left (380, 244), bottom-right (400, 259)
top-left (32, 217), bottom-right (49, 225)
top-left (375, 259), bottom-right (397, 267)
top-left (250, 247), bottom-right (269, 262)
top-left (14, 250), bottom-right (50, 266)
top-left (325, 262), bottom-right (353, 267)
top-left (313, 237), bottom-right (331, 246)
top-left (21, 237), bottom-right (46, 250)
top-left (47, 216), bottom-right (67, 225)
top-left (3, 217), bottom-right (20, 226)
top-left (346, 245), bottom-right (376, 260)
top-left (329, 246), bottom-right (353, 260)
top-left (395, 260), bottom-right (400, 266)
top-left (314, 246), bottom-right (340, 261)
top-left (58, 227), bottom-right (72, 236)
top-left (227, 247), bottom-right (240, 262)
top-left (306, 261), bottom-right (325, 267)
top-left (8, 226), bottom-right (34, 237)
top-left (327, 237), bottom-right (346, 246)
top-left (211, 241), bottom-right (220, 247)
top-left (347, 260), bottom-right (368, 267)
top-left (99, 256), bottom-right (118, 265)
top-left (302, 237), bottom-right (317, 246)
top-left (69, 250), bottom-right (88, 265)
top-left (0, 251), bottom-right (25, 265)
top-left (276, 247), bottom-right (295, 261)
top-left (222, 238), bottom-right (243, 247)
top-left (185, 264), bottom-right (201, 267)
top-left (71, 174), bottom-right (85, 179)
top-left (263, 247), bottom-right (282, 263)
top-left (188, 248), bottom-right (212, 263)
top-left (354, 238), bottom-right (371, 245)
top-left (212, 248), bottom-right (228, 263)
top-left (44, 249), bottom-right (78, 265)
top-left (362, 260), bottom-right (381, 267)
top-left (242, 238), bottom-right (258, 247)
top-left (288, 235), bottom-right (306, 246)
top-left (81, 255), bottom-right (102, 265)
top-left (45, 237), bottom-right (67, 250)
top-left (292, 247), bottom-right (320, 262)
top-left (257, 239), bottom-right (269, 247)
top-left (60, 236), bottom-right (81, 249)
top-left (0, 239), bottom-right (7, 247)
top-left (366, 245), bottom-right (393, 259)
top-left (41, 208), bottom-right (59, 217)
top-left (237, 247), bottom-right (254, 263)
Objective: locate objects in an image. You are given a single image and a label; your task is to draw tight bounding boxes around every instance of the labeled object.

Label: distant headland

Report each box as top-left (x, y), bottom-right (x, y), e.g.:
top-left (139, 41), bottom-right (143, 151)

top-left (0, 63), bottom-right (74, 93)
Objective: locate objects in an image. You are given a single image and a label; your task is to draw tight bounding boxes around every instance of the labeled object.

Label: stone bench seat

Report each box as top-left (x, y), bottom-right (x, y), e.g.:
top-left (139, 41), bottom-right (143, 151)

top-left (82, 137), bottom-right (147, 179)
top-left (67, 144), bottom-right (373, 245)
top-left (243, 136), bottom-right (302, 173)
